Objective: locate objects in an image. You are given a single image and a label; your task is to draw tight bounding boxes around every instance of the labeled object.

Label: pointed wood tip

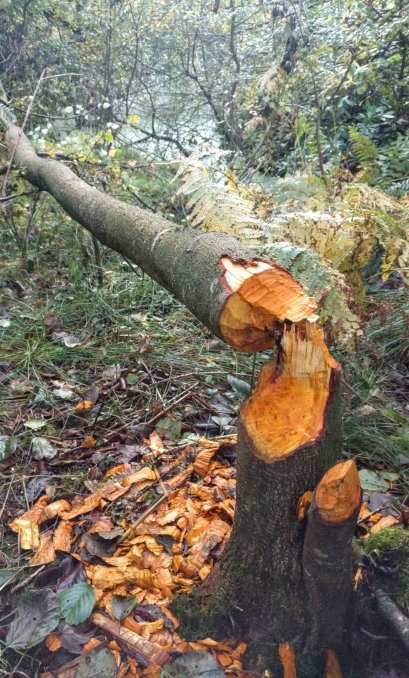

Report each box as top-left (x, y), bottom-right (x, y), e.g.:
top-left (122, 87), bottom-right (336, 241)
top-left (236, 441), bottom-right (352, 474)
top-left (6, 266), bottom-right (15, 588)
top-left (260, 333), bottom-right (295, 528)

top-left (315, 460), bottom-right (361, 523)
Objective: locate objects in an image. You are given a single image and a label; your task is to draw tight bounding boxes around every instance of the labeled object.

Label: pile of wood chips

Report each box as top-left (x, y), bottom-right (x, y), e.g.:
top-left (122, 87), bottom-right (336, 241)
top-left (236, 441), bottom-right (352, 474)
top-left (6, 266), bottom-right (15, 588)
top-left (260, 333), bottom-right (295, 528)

top-left (9, 434), bottom-right (254, 677)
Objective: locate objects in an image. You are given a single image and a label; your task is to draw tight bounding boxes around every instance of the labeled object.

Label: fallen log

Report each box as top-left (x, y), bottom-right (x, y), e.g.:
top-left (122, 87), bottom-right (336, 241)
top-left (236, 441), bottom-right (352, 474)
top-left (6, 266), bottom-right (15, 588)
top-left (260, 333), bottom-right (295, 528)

top-left (1, 110), bottom-right (346, 672)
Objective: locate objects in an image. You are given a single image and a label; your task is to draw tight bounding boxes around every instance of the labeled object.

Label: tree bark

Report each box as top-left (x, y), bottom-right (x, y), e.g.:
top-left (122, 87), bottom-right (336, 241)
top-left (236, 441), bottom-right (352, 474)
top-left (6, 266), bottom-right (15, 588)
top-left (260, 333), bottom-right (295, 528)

top-left (303, 460), bottom-right (361, 668)
top-left (1, 114), bottom-right (349, 674)
top-left (175, 324), bottom-right (343, 675)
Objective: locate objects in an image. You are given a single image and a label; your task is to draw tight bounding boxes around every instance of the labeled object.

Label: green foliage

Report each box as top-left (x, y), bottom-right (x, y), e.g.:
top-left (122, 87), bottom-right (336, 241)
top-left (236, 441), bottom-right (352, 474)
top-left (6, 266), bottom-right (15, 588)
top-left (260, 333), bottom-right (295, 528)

top-left (348, 127), bottom-right (379, 182)
top-left (175, 154), bottom-right (263, 245)
top-left (363, 527), bottom-right (409, 610)
top-left (175, 155), bottom-right (408, 345)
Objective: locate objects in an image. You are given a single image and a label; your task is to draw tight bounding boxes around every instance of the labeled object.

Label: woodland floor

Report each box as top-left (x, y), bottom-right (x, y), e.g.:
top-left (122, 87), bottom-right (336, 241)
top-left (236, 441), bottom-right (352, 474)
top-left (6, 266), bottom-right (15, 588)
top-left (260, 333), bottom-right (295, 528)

top-left (0, 205), bottom-right (408, 678)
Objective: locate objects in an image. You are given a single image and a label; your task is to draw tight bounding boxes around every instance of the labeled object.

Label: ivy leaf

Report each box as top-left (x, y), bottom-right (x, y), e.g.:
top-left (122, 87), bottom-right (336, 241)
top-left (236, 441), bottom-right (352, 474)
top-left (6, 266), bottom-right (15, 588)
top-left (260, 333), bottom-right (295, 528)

top-left (111, 594), bottom-right (137, 621)
top-left (59, 622), bottom-right (93, 654)
top-left (59, 582), bottom-right (95, 625)
top-left (6, 589), bottom-right (60, 649)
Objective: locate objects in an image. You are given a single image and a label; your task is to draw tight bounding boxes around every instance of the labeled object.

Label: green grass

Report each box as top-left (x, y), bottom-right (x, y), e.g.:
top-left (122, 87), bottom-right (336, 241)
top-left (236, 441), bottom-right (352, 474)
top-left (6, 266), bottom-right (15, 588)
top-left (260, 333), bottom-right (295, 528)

top-left (342, 285), bottom-right (409, 487)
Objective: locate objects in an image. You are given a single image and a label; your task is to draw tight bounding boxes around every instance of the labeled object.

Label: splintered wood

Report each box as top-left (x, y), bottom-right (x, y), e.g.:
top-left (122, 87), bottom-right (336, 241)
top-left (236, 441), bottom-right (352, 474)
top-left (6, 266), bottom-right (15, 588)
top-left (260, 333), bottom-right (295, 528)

top-left (219, 256), bottom-right (318, 351)
top-left (240, 322), bottom-right (340, 462)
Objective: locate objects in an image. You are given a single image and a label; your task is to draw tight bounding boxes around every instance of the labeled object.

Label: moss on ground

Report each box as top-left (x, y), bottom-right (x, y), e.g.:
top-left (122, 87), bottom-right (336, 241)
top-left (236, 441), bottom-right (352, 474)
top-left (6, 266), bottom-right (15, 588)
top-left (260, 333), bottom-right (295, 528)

top-left (363, 526), bottom-right (409, 609)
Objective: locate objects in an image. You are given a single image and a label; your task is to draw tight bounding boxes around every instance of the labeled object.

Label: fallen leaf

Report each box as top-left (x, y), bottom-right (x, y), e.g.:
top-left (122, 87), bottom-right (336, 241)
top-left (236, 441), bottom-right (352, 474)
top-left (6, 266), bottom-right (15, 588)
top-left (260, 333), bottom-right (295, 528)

top-left (83, 533), bottom-right (117, 558)
top-left (59, 621), bottom-right (93, 654)
top-left (358, 469), bottom-right (389, 492)
top-left (6, 589), bottom-right (61, 650)
top-left (59, 583), bottom-right (95, 625)
top-left (75, 647), bottom-right (117, 678)
top-left (111, 594), bottom-right (137, 620)
top-left (31, 437), bottom-right (58, 460)
top-left (26, 476), bottom-right (53, 502)
top-left (160, 651), bottom-right (223, 678)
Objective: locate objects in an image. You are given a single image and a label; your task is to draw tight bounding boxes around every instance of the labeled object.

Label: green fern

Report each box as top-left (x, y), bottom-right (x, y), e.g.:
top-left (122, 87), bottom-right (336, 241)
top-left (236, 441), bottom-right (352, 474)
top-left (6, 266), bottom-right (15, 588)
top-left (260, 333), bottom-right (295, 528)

top-left (175, 155), bottom-right (264, 246)
top-left (348, 126), bottom-right (379, 183)
top-left (176, 155), bottom-right (408, 347)
top-left (263, 241), bottom-right (360, 343)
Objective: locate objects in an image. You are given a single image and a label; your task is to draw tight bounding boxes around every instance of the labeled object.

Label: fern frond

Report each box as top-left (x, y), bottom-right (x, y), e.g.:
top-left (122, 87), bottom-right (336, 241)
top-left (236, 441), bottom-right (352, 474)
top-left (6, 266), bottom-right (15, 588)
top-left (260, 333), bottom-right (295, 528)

top-left (176, 153), bottom-right (408, 347)
top-left (176, 154), bottom-right (265, 246)
top-left (264, 241), bottom-right (360, 343)
top-left (349, 127), bottom-right (379, 182)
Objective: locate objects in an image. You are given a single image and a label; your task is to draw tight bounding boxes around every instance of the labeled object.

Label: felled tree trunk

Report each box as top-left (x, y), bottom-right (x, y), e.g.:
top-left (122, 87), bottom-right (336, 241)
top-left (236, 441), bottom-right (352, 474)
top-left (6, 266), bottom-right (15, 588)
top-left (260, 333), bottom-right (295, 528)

top-left (1, 116), bottom-right (356, 675)
top-left (2, 124), bottom-right (317, 350)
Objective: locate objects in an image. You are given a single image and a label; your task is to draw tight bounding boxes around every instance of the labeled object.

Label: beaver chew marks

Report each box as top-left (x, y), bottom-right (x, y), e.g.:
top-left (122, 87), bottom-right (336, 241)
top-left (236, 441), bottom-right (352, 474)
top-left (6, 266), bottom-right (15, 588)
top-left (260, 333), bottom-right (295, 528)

top-left (315, 459), bottom-right (362, 523)
top-left (219, 256), bottom-right (318, 351)
top-left (240, 322), bottom-right (340, 462)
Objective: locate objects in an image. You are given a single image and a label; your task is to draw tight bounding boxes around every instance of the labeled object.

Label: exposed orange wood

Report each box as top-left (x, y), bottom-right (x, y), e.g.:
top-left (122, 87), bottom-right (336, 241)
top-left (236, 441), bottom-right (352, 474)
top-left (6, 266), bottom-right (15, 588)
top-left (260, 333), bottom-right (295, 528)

top-left (278, 642), bottom-right (297, 678)
top-left (315, 460), bottom-right (361, 523)
top-left (219, 257), bottom-right (318, 351)
top-left (91, 612), bottom-right (170, 666)
top-left (240, 323), bottom-right (339, 462)
top-left (323, 649), bottom-right (343, 677)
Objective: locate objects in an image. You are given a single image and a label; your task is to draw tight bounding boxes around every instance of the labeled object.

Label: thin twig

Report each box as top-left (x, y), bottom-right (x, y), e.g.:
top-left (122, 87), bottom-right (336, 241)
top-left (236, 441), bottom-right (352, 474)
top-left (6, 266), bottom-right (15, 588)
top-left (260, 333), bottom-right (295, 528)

top-left (10, 564), bottom-right (46, 594)
top-left (2, 68), bottom-right (47, 198)
top-left (118, 491), bottom-right (168, 544)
